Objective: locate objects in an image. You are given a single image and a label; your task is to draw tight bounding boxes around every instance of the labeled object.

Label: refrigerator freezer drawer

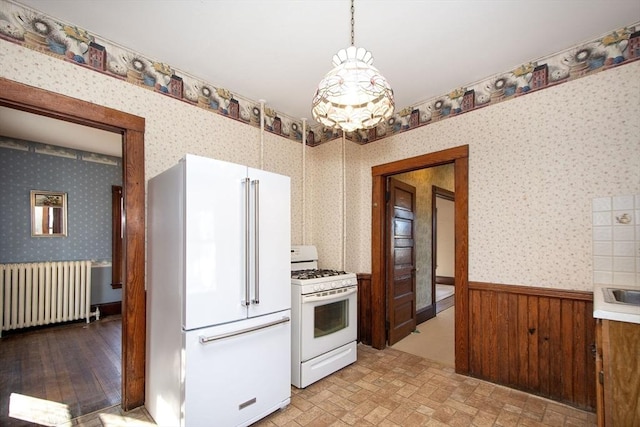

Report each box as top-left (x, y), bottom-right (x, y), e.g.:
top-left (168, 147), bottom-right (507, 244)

top-left (183, 310), bottom-right (291, 427)
top-left (295, 340), bottom-right (357, 388)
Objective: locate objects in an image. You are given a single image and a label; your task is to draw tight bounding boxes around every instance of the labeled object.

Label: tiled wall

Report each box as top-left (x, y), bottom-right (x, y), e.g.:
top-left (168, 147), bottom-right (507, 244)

top-left (592, 194), bottom-right (640, 287)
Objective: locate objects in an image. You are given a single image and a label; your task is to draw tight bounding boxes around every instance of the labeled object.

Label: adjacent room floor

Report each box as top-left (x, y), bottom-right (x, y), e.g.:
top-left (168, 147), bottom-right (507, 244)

top-left (0, 316), bottom-right (122, 427)
top-left (391, 306), bottom-right (455, 367)
top-left (391, 283), bottom-right (455, 366)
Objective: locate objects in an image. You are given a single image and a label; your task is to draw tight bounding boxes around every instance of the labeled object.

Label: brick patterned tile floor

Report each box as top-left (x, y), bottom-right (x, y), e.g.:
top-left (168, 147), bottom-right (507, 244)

top-left (72, 344), bottom-right (596, 426)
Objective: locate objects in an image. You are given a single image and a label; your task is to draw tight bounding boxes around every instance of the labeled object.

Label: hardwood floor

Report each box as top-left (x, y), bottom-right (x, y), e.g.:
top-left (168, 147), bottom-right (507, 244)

top-left (0, 316), bottom-right (121, 426)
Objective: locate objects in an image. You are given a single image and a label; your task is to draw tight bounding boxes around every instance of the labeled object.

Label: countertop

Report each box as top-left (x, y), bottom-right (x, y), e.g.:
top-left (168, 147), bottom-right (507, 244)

top-left (593, 283), bottom-right (640, 324)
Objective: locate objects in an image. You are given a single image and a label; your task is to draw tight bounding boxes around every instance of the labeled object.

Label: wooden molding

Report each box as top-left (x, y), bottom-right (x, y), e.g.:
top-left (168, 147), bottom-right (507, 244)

top-left (92, 301), bottom-right (122, 317)
top-left (469, 281), bottom-right (593, 301)
top-left (0, 77), bottom-right (147, 410)
top-left (436, 276), bottom-right (455, 285)
top-left (357, 273), bottom-right (372, 345)
top-left (416, 305), bottom-right (435, 324)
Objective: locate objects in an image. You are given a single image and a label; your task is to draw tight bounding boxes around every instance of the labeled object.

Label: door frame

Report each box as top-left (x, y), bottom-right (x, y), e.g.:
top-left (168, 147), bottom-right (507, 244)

top-left (432, 186), bottom-right (455, 314)
top-left (0, 77), bottom-right (147, 409)
top-left (371, 145), bottom-right (469, 374)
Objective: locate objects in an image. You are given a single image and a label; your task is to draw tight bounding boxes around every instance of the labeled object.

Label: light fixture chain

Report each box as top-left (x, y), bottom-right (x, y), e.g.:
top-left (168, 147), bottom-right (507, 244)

top-left (350, 0), bottom-right (355, 46)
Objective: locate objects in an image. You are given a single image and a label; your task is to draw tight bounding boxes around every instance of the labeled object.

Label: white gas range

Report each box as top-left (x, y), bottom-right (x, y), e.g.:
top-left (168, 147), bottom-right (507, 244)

top-left (290, 245), bottom-right (358, 388)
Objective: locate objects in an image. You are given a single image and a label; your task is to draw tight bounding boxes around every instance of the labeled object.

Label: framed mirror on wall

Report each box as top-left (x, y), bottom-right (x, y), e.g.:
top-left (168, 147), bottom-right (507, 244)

top-left (31, 190), bottom-right (67, 237)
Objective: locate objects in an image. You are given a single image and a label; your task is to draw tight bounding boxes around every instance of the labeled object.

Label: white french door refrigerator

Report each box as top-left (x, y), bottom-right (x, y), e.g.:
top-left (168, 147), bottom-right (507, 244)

top-left (146, 154), bottom-right (291, 427)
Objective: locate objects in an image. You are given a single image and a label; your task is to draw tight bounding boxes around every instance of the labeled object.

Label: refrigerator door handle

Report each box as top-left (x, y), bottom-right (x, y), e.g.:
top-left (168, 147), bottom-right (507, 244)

top-left (252, 179), bottom-right (260, 304)
top-left (198, 316), bottom-right (290, 344)
top-left (243, 177), bottom-right (251, 306)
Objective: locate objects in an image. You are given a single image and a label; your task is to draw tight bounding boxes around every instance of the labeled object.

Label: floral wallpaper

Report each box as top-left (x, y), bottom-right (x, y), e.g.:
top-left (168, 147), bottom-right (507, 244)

top-left (0, 0), bottom-right (638, 147)
top-left (334, 62), bottom-right (639, 291)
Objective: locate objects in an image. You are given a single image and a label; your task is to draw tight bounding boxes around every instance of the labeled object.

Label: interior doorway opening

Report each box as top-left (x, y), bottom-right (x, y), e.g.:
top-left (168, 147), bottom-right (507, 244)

top-left (385, 167), bottom-right (455, 364)
top-left (433, 186), bottom-right (455, 315)
top-left (0, 77), bottom-right (147, 409)
top-left (370, 145), bottom-right (470, 374)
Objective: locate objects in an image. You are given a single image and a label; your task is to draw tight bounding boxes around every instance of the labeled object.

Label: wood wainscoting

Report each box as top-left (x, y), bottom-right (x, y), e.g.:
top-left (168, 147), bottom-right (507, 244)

top-left (357, 273), bottom-right (372, 346)
top-left (468, 281), bottom-right (596, 411)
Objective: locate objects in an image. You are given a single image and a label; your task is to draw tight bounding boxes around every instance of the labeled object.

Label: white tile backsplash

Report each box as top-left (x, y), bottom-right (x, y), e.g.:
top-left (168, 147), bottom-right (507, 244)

top-left (613, 241), bottom-right (635, 257)
top-left (613, 272), bottom-right (635, 286)
top-left (613, 257), bottom-right (635, 272)
top-left (593, 256), bottom-right (612, 271)
top-left (592, 194), bottom-right (640, 286)
top-left (594, 271), bottom-right (613, 284)
top-left (612, 195), bottom-right (634, 210)
top-left (613, 210), bottom-right (633, 225)
top-left (613, 226), bottom-right (635, 241)
top-left (593, 211), bottom-right (612, 226)
top-left (594, 241), bottom-right (613, 256)
top-left (593, 226), bottom-right (612, 241)
top-left (592, 197), bottom-right (612, 212)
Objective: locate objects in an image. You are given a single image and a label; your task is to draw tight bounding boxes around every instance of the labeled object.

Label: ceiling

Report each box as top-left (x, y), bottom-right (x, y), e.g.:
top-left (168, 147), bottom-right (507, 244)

top-left (0, 106), bottom-right (123, 157)
top-left (2, 0), bottom-right (639, 155)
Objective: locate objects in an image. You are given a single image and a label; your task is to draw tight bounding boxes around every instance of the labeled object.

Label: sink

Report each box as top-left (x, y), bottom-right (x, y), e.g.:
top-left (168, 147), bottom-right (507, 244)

top-left (603, 288), bottom-right (640, 306)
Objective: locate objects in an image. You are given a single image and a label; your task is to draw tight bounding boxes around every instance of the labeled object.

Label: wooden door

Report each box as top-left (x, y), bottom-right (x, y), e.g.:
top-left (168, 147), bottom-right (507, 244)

top-left (386, 178), bottom-right (417, 345)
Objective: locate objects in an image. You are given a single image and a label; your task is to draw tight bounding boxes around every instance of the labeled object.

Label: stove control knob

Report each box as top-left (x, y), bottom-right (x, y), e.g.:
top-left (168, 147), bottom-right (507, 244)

top-left (319, 284), bottom-right (325, 291)
top-left (331, 282), bottom-right (337, 289)
top-left (342, 280), bottom-right (348, 286)
top-left (314, 285), bottom-right (320, 291)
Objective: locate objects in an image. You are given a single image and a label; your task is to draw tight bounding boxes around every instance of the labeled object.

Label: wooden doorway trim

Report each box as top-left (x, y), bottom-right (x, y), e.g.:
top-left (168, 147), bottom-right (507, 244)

top-left (432, 186), bottom-right (455, 316)
top-left (0, 77), bottom-right (147, 409)
top-left (371, 145), bottom-right (469, 374)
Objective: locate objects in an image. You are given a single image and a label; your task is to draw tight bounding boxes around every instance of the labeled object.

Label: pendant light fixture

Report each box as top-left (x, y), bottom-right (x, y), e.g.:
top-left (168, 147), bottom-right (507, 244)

top-left (311, 0), bottom-right (394, 133)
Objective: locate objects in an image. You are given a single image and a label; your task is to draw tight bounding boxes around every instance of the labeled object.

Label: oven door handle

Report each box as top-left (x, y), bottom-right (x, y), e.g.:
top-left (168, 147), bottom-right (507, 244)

top-left (302, 286), bottom-right (357, 303)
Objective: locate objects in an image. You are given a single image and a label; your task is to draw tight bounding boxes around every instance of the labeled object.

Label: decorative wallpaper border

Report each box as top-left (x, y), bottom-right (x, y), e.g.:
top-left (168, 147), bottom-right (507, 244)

top-left (1, 0), bottom-right (638, 146)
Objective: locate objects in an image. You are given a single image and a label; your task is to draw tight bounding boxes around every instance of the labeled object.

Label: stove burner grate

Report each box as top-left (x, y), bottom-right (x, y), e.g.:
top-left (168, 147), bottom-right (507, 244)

top-left (291, 269), bottom-right (348, 280)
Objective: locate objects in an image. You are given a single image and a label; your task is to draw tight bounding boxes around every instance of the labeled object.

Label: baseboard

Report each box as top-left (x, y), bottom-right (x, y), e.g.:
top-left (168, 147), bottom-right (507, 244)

top-left (436, 295), bottom-right (455, 313)
top-left (417, 304), bottom-right (435, 324)
top-left (435, 275), bottom-right (454, 285)
top-left (91, 301), bottom-right (122, 317)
